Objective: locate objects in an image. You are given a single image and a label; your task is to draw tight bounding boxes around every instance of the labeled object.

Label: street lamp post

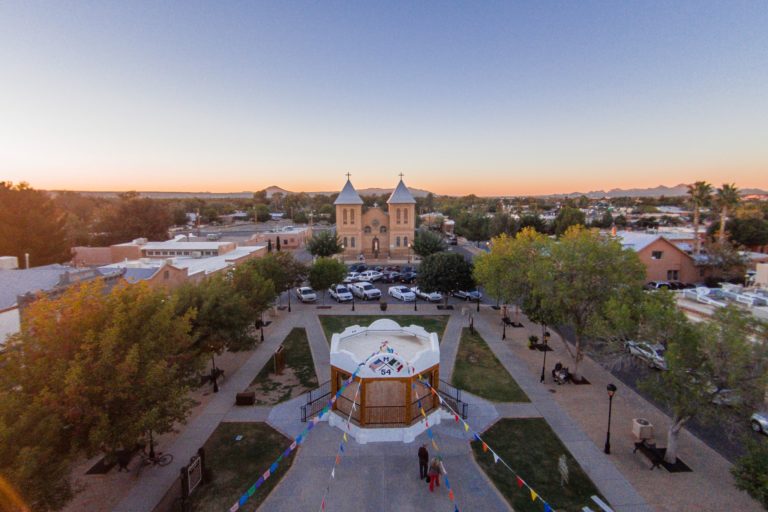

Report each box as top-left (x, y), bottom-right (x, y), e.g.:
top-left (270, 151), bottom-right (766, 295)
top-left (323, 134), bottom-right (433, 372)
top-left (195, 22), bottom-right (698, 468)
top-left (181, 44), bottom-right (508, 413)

top-left (539, 347), bottom-right (547, 383)
top-left (211, 353), bottom-right (219, 393)
top-left (604, 383), bottom-right (617, 454)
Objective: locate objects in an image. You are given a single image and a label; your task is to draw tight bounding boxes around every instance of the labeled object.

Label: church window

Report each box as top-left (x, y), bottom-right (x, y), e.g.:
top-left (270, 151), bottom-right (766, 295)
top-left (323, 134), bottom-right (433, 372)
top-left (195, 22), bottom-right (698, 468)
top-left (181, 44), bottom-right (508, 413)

top-left (396, 236), bottom-right (401, 247)
top-left (404, 208), bottom-right (408, 224)
top-left (343, 237), bottom-right (348, 248)
top-left (350, 209), bottom-right (355, 224)
top-left (396, 208), bottom-right (401, 224)
top-left (380, 226), bottom-right (387, 234)
top-left (404, 236), bottom-right (408, 247)
top-left (364, 226), bottom-right (371, 234)
top-left (343, 209), bottom-right (348, 225)
top-left (351, 237), bottom-right (356, 248)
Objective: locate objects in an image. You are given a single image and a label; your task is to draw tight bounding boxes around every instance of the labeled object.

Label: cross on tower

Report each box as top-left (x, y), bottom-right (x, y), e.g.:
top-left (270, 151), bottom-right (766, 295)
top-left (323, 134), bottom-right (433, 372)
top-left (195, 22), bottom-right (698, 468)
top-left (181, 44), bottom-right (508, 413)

top-left (345, 172), bottom-right (351, 180)
top-left (398, 173), bottom-right (404, 180)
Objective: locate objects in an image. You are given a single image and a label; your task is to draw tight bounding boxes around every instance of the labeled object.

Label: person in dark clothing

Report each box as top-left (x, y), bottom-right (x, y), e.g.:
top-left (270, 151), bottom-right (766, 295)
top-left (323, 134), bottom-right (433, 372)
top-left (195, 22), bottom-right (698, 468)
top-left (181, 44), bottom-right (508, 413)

top-left (418, 444), bottom-right (429, 479)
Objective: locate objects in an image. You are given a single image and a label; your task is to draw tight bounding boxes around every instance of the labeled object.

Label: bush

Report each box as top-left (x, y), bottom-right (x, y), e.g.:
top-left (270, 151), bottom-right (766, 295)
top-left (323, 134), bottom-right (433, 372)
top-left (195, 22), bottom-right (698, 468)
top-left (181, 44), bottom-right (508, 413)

top-left (731, 439), bottom-right (768, 508)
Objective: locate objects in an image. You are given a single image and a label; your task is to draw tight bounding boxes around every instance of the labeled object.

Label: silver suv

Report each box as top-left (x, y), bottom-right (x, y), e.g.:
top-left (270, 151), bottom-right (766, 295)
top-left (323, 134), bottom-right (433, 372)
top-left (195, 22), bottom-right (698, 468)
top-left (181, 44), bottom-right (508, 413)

top-left (349, 281), bottom-right (381, 300)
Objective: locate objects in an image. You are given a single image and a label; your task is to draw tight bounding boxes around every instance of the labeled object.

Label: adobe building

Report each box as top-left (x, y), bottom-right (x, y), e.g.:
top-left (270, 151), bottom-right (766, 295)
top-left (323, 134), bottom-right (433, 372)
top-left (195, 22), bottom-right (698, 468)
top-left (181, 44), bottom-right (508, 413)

top-left (616, 231), bottom-right (709, 283)
top-left (334, 176), bottom-right (416, 260)
top-left (328, 319), bottom-right (441, 443)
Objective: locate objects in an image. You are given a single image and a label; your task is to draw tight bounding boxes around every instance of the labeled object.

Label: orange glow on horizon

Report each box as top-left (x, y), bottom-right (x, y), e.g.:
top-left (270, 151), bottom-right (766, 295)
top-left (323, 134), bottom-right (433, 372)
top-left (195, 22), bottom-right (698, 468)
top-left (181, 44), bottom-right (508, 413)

top-left (6, 163), bottom-right (766, 197)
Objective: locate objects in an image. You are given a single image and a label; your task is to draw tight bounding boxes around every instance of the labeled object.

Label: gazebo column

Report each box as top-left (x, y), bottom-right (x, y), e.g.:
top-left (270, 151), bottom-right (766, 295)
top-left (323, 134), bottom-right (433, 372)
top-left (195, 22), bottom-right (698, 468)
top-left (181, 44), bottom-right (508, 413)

top-left (405, 377), bottom-right (413, 424)
top-left (359, 379), bottom-right (367, 426)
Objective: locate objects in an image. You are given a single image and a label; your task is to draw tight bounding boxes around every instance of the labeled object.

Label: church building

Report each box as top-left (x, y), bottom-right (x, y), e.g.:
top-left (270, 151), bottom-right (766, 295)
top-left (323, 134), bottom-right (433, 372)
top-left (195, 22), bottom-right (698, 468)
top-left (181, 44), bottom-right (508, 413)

top-left (334, 176), bottom-right (416, 260)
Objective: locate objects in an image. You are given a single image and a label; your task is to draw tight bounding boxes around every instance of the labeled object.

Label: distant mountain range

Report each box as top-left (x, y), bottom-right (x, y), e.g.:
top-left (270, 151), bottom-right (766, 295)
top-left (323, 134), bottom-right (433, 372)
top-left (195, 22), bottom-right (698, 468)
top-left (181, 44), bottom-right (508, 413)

top-left (261, 185), bottom-right (433, 198)
top-left (62, 183), bottom-right (767, 200)
top-left (544, 184), bottom-right (768, 199)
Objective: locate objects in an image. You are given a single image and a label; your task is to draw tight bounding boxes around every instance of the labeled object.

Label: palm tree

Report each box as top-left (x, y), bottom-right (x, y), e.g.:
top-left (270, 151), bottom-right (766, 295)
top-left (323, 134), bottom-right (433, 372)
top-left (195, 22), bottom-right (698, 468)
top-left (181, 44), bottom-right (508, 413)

top-left (687, 181), bottom-right (713, 256)
top-left (715, 183), bottom-right (740, 243)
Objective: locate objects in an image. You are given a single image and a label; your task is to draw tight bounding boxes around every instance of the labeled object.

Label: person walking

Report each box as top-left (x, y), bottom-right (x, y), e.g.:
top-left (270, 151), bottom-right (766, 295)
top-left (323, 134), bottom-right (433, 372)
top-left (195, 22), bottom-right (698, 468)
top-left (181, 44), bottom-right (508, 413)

top-left (418, 444), bottom-right (429, 480)
top-left (428, 456), bottom-right (446, 492)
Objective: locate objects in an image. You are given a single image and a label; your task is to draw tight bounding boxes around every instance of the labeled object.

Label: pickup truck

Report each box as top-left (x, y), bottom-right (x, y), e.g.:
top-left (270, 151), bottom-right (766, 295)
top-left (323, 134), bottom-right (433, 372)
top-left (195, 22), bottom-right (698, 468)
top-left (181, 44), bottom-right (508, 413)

top-left (348, 281), bottom-right (381, 300)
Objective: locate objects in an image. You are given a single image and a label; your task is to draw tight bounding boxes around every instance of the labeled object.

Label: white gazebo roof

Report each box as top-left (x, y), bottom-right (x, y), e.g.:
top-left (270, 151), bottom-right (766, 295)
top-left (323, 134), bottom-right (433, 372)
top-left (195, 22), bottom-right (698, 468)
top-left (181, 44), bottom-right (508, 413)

top-left (330, 319), bottom-right (439, 377)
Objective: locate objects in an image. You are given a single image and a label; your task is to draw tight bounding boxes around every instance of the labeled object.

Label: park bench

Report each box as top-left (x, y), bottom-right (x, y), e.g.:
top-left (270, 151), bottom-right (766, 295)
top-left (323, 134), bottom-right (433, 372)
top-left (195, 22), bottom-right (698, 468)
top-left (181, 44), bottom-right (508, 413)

top-left (633, 439), bottom-right (664, 470)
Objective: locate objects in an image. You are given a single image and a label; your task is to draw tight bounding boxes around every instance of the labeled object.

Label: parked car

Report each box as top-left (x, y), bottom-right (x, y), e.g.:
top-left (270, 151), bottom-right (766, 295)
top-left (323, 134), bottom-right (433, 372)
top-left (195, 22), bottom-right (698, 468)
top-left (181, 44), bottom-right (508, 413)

top-left (384, 265), bottom-right (401, 272)
top-left (349, 281), bottom-right (381, 300)
top-left (342, 272), bottom-right (360, 284)
top-left (358, 270), bottom-right (383, 282)
top-left (751, 411), bottom-right (768, 435)
top-left (399, 271), bottom-right (418, 284)
top-left (295, 286), bottom-right (317, 303)
top-left (645, 281), bottom-right (671, 290)
top-left (453, 289), bottom-right (482, 301)
top-left (329, 284), bottom-right (353, 303)
top-left (625, 341), bottom-right (667, 370)
top-left (381, 271), bottom-right (400, 283)
top-left (349, 264), bottom-right (367, 273)
top-left (411, 286), bottom-right (442, 302)
top-left (388, 285), bottom-right (416, 302)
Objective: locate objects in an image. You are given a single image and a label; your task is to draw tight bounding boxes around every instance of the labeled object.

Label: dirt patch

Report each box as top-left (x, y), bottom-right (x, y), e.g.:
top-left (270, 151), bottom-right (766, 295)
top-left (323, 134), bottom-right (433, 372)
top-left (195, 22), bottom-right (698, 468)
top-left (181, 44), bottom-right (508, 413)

top-left (247, 365), bottom-right (312, 405)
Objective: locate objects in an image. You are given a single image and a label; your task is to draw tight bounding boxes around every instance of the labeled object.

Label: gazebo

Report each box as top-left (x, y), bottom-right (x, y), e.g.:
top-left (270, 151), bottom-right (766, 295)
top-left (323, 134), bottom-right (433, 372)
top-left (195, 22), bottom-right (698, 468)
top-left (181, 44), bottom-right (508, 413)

top-left (328, 319), bottom-right (442, 443)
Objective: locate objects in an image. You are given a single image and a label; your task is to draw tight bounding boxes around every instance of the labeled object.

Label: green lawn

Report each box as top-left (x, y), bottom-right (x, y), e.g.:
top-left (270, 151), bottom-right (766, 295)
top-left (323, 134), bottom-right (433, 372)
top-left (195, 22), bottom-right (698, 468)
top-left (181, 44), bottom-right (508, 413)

top-left (248, 327), bottom-right (318, 404)
top-left (318, 315), bottom-right (449, 344)
top-left (189, 422), bottom-right (295, 512)
top-left (452, 328), bottom-right (529, 402)
top-left (472, 418), bottom-right (603, 512)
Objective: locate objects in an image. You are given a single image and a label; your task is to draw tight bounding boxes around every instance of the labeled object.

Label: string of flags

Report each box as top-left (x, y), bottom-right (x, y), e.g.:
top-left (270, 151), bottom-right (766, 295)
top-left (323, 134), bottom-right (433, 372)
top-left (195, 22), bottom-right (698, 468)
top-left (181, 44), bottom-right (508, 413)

top-left (227, 366), bottom-right (362, 512)
top-left (229, 339), bottom-right (557, 512)
top-left (318, 379), bottom-right (362, 511)
top-left (416, 375), bottom-right (557, 512)
top-left (415, 380), bottom-right (461, 512)
top-left (228, 342), bottom-right (394, 512)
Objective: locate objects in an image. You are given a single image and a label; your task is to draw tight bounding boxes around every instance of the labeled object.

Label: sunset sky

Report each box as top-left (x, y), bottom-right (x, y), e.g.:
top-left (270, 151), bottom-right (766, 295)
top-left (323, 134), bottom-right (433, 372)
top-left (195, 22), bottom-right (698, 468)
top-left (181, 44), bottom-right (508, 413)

top-left (1, 1), bottom-right (766, 196)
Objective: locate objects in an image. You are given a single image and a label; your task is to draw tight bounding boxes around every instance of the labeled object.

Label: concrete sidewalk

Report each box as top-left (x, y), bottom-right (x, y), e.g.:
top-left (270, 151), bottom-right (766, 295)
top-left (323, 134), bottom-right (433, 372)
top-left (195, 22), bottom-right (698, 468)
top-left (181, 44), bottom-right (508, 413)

top-left (473, 307), bottom-right (762, 512)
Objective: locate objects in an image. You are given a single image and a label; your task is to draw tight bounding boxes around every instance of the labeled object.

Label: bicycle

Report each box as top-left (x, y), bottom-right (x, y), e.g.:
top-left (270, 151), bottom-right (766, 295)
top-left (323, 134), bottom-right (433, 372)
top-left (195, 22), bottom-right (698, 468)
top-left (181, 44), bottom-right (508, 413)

top-left (135, 450), bottom-right (173, 477)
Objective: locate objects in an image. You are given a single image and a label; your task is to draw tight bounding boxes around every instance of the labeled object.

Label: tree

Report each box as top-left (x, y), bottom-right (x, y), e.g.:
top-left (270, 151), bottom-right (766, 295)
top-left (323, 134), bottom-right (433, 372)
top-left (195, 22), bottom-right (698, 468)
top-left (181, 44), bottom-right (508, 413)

top-left (489, 212), bottom-right (517, 238)
top-left (474, 229), bottom-right (550, 312)
top-left (308, 258), bottom-right (347, 304)
top-left (172, 206), bottom-right (189, 226)
top-left (687, 181), bottom-right (713, 256)
top-left (247, 252), bottom-right (307, 302)
top-left (715, 184), bottom-right (740, 243)
top-left (553, 206), bottom-right (586, 236)
top-left (418, 252), bottom-right (474, 305)
top-left (591, 211), bottom-right (614, 229)
top-left (732, 439), bottom-right (768, 508)
top-left (412, 230), bottom-right (446, 258)
top-left (726, 217), bottom-right (768, 247)
top-left (0, 182), bottom-right (70, 266)
top-left (232, 264), bottom-right (277, 321)
top-left (530, 226), bottom-right (646, 378)
top-left (174, 275), bottom-right (254, 366)
top-left (307, 230), bottom-right (342, 257)
top-left (518, 213), bottom-right (548, 234)
top-left (0, 282), bottom-right (199, 509)
top-left (455, 212), bottom-right (490, 245)
top-left (293, 211), bottom-right (309, 224)
top-left (642, 305), bottom-right (768, 463)
top-left (95, 193), bottom-right (173, 245)
top-left (253, 204), bottom-right (271, 222)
